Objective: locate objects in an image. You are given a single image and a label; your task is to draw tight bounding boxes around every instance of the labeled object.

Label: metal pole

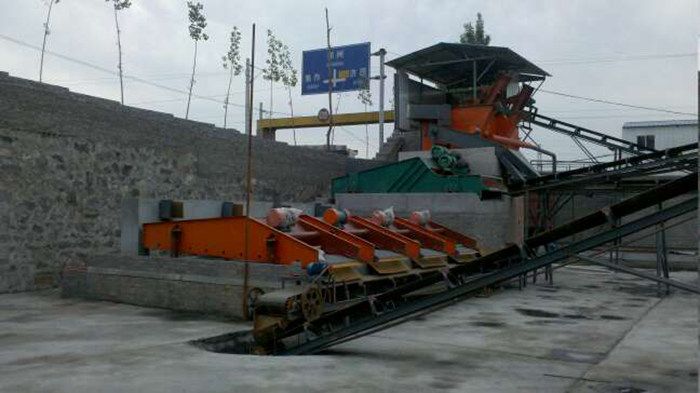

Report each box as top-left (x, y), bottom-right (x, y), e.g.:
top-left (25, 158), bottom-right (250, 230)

top-left (472, 60), bottom-right (477, 102)
top-left (373, 48), bottom-right (387, 149)
top-left (243, 23), bottom-right (256, 320)
top-left (325, 8), bottom-right (334, 150)
top-left (244, 59), bottom-right (251, 134)
top-left (655, 202), bottom-right (670, 295)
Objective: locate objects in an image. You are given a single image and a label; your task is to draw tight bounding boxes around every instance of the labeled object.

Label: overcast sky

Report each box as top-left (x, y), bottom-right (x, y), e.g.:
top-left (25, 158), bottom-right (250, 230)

top-left (1, 0), bottom-right (697, 160)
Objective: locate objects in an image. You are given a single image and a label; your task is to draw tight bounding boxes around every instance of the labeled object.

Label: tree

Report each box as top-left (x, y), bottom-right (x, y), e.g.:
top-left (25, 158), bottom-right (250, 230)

top-left (262, 30), bottom-right (297, 143)
top-left (39, 0), bottom-right (61, 82)
top-left (185, 1), bottom-right (208, 119)
top-left (460, 13), bottom-right (491, 45)
top-left (262, 30), bottom-right (283, 123)
top-left (279, 42), bottom-right (298, 144)
top-left (106, 0), bottom-right (132, 105)
top-left (221, 26), bottom-right (242, 129)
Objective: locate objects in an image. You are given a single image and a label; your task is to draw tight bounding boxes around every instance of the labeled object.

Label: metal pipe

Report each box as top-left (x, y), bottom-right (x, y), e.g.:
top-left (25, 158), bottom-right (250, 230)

top-left (525, 144), bottom-right (557, 174)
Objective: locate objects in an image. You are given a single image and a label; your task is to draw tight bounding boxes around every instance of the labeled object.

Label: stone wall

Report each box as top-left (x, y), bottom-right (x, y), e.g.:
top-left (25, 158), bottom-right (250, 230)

top-left (0, 72), bottom-right (378, 293)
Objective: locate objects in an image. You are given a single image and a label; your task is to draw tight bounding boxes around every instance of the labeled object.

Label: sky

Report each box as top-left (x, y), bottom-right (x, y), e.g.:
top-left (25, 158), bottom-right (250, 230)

top-left (0, 0), bottom-right (697, 161)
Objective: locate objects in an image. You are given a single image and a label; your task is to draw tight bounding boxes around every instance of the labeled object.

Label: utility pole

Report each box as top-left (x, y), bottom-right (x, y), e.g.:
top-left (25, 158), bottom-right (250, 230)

top-left (246, 26), bottom-right (256, 215)
top-left (243, 23), bottom-right (256, 320)
top-left (372, 48), bottom-right (387, 150)
top-left (325, 7), bottom-right (334, 150)
top-left (258, 102), bottom-right (264, 134)
top-left (244, 58), bottom-right (251, 133)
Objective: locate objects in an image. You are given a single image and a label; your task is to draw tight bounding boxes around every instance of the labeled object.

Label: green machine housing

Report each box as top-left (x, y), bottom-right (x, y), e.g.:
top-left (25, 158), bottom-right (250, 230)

top-left (331, 155), bottom-right (506, 199)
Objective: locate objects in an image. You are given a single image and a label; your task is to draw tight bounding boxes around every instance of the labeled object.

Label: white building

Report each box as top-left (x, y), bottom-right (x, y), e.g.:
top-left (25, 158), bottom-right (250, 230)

top-left (622, 120), bottom-right (697, 150)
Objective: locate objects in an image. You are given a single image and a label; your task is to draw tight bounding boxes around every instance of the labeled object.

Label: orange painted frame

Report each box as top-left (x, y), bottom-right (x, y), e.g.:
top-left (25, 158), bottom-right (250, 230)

top-left (425, 220), bottom-right (478, 249)
top-left (142, 217), bottom-right (319, 267)
top-left (346, 216), bottom-right (422, 260)
top-left (297, 215), bottom-right (375, 263)
top-left (393, 217), bottom-right (457, 255)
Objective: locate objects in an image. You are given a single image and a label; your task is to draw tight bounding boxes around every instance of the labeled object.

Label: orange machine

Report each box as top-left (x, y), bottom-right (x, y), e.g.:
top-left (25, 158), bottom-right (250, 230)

top-left (386, 43), bottom-right (549, 153)
top-left (422, 73), bottom-right (536, 151)
top-left (142, 216), bottom-right (320, 267)
top-left (142, 207), bottom-right (480, 277)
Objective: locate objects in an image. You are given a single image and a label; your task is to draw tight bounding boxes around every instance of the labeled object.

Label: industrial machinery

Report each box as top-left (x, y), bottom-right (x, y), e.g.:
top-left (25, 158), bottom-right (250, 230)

top-left (191, 173), bottom-right (698, 355)
top-left (144, 43), bottom-right (697, 357)
top-left (387, 43), bottom-right (657, 162)
top-left (331, 144), bottom-right (508, 198)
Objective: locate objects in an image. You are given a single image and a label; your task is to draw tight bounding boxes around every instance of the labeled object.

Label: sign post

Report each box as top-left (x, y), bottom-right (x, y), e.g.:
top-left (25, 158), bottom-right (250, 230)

top-left (372, 48), bottom-right (387, 151)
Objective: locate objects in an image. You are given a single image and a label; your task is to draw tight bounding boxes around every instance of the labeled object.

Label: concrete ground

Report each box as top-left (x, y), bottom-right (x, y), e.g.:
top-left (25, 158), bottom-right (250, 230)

top-left (0, 266), bottom-right (697, 393)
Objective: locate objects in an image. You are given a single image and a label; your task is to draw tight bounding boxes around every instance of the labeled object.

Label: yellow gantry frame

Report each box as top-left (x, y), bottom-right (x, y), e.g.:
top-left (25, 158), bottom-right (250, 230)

top-left (257, 111), bottom-right (395, 140)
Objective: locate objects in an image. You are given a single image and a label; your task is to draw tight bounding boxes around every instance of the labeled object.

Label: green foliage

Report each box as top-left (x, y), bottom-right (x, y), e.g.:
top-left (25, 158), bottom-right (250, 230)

top-left (263, 29), bottom-right (297, 87)
top-left (460, 12), bottom-right (490, 45)
top-left (279, 44), bottom-right (297, 87)
top-left (222, 26), bottom-right (242, 76)
top-left (357, 77), bottom-right (372, 106)
top-left (106, 0), bottom-right (131, 11)
top-left (262, 30), bottom-right (282, 82)
top-left (187, 1), bottom-right (208, 41)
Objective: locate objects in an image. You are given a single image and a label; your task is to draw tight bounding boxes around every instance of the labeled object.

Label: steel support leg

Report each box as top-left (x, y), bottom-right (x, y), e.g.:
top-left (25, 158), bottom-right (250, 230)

top-left (656, 202), bottom-right (670, 295)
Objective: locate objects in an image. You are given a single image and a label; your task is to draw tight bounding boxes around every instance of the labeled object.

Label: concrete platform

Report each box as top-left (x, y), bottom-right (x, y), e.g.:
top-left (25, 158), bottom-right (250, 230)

top-left (62, 254), bottom-right (304, 319)
top-left (1, 266), bottom-right (697, 393)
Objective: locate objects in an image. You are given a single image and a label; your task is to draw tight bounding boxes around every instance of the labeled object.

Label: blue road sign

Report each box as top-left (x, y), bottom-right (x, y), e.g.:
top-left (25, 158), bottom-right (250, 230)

top-left (301, 42), bottom-right (371, 95)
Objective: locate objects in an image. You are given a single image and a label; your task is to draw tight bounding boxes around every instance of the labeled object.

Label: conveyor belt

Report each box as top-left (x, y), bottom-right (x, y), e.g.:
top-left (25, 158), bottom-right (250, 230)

top-left (509, 142), bottom-right (698, 193)
top-left (242, 173), bottom-right (697, 355)
top-left (528, 111), bottom-right (657, 156)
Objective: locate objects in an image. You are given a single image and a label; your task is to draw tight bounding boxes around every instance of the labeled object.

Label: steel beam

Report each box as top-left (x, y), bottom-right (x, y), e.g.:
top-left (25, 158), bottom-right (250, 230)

top-left (257, 110), bottom-right (395, 133)
top-left (575, 254), bottom-right (700, 295)
top-left (278, 198), bottom-right (697, 355)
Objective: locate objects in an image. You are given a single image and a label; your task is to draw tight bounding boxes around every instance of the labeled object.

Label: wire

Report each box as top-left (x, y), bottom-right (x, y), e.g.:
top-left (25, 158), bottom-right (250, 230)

top-left (537, 52), bottom-right (696, 65)
top-left (337, 125), bottom-right (377, 150)
top-left (130, 85), bottom-right (289, 106)
top-left (555, 114), bottom-right (697, 120)
top-left (539, 89), bottom-right (697, 116)
top-left (0, 33), bottom-right (295, 117)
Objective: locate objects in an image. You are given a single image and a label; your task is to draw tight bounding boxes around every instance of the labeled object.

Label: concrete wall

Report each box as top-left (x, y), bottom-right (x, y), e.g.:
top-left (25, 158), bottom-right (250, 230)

top-left (0, 72), bottom-right (378, 293)
top-left (63, 254), bottom-right (301, 319)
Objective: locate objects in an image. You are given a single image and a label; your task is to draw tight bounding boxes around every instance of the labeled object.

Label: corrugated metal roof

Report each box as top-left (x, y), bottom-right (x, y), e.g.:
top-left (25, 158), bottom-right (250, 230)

top-left (386, 43), bottom-right (549, 88)
top-left (622, 120), bottom-right (698, 129)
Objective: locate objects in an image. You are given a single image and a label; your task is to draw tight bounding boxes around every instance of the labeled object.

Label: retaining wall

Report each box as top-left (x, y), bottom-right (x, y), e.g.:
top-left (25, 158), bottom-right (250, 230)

top-left (0, 72), bottom-right (378, 293)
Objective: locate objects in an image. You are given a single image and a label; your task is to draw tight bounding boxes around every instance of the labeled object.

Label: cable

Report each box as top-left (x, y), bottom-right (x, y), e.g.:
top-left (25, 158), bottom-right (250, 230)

top-left (0, 33), bottom-right (295, 117)
top-left (130, 85), bottom-right (289, 106)
top-left (537, 52), bottom-right (695, 66)
top-left (555, 114), bottom-right (696, 120)
top-left (539, 89), bottom-right (697, 116)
